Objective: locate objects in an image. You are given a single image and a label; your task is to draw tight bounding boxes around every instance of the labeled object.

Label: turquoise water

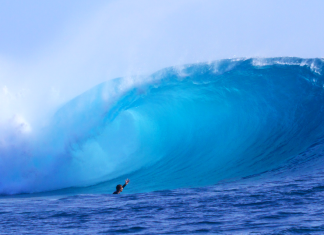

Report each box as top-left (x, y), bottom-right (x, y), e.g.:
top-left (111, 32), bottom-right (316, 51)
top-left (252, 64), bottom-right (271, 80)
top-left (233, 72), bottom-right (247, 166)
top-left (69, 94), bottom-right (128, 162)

top-left (1, 57), bottom-right (324, 233)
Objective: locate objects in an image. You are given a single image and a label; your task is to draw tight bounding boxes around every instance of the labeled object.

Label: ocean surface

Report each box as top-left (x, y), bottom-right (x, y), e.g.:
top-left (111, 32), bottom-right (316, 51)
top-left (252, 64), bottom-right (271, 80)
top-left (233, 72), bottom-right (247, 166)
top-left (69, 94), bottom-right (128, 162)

top-left (1, 57), bottom-right (324, 234)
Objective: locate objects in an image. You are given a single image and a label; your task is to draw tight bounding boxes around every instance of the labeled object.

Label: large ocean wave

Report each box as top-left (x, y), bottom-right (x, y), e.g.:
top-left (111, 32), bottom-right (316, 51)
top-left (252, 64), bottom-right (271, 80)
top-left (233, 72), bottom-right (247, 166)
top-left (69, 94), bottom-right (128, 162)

top-left (1, 57), bottom-right (324, 195)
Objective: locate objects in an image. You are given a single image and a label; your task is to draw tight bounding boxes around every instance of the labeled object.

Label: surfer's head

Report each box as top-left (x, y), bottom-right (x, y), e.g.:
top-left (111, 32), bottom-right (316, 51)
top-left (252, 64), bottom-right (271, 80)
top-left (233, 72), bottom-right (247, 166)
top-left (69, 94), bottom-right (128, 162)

top-left (116, 184), bottom-right (123, 192)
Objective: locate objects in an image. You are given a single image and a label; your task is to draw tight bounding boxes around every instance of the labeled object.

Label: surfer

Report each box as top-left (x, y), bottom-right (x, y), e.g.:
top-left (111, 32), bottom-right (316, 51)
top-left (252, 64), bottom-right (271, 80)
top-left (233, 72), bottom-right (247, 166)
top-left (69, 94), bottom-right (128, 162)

top-left (113, 179), bottom-right (130, 194)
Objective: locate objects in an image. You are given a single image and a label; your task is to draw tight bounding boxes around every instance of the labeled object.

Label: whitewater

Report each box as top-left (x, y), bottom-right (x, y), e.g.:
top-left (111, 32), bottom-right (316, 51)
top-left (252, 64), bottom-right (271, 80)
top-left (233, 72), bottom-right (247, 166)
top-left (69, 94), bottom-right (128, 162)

top-left (1, 57), bottom-right (324, 234)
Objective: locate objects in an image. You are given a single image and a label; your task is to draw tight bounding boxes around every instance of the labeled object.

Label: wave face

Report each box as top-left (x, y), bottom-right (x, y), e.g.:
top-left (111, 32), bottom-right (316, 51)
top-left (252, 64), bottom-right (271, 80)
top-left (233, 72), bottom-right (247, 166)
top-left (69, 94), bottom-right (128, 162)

top-left (1, 57), bottom-right (324, 195)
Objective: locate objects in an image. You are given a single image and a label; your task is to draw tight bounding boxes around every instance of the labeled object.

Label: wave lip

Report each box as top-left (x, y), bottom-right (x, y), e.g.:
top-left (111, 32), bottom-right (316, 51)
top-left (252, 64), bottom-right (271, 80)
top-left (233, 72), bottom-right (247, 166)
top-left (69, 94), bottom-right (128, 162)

top-left (1, 57), bottom-right (324, 195)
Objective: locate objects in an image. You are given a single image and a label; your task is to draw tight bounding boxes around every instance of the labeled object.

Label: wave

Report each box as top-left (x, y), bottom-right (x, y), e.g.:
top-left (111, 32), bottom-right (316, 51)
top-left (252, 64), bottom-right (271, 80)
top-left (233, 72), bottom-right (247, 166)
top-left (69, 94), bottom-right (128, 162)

top-left (1, 57), bottom-right (324, 195)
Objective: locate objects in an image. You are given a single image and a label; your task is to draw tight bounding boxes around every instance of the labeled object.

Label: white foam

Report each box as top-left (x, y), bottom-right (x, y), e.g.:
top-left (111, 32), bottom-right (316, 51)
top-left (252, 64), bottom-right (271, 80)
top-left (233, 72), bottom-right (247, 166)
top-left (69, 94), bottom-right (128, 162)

top-left (252, 58), bottom-right (323, 75)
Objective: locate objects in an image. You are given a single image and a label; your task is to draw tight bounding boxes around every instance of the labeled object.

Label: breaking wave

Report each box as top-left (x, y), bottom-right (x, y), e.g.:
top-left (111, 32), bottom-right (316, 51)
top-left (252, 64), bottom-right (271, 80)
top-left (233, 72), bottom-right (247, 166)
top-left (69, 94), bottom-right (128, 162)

top-left (1, 57), bottom-right (324, 195)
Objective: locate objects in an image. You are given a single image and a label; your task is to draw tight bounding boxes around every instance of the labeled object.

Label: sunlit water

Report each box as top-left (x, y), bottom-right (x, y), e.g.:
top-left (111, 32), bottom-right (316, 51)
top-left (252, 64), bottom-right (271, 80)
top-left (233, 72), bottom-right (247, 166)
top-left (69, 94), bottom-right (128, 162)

top-left (1, 58), bottom-right (324, 233)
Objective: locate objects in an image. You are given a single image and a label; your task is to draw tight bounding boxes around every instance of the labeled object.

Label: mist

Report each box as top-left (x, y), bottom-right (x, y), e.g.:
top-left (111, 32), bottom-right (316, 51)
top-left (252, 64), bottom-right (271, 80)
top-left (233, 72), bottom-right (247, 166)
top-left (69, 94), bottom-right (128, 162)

top-left (1, 0), bottom-right (324, 133)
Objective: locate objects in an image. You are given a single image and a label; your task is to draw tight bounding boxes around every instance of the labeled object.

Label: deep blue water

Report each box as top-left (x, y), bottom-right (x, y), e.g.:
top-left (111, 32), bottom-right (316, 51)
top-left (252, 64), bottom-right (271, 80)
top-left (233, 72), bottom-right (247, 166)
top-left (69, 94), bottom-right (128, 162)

top-left (1, 57), bottom-right (324, 233)
top-left (2, 169), bottom-right (324, 234)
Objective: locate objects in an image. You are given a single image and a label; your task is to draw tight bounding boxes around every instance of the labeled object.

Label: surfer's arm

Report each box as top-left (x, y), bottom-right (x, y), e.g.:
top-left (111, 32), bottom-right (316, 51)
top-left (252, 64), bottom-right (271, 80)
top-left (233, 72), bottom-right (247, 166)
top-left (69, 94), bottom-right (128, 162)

top-left (123, 178), bottom-right (130, 188)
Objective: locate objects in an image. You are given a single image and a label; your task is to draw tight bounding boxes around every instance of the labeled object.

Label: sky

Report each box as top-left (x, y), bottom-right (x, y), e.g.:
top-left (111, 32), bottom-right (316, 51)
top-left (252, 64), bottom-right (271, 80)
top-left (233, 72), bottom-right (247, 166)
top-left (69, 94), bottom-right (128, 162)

top-left (0, 0), bottom-right (324, 125)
